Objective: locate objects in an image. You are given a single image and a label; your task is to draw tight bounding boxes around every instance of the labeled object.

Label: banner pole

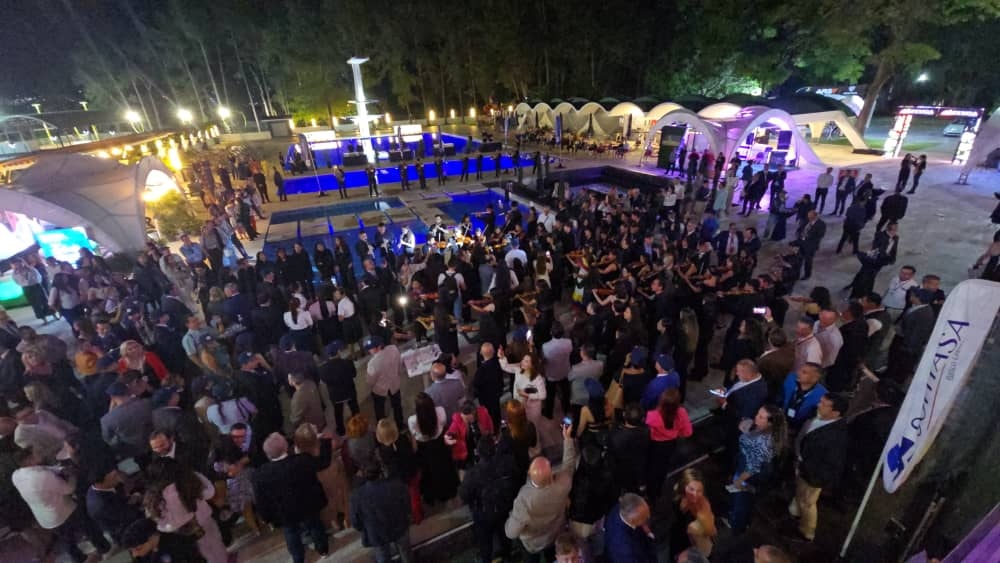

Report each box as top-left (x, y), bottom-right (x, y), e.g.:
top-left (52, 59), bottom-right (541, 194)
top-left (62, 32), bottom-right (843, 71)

top-left (841, 457), bottom-right (884, 559)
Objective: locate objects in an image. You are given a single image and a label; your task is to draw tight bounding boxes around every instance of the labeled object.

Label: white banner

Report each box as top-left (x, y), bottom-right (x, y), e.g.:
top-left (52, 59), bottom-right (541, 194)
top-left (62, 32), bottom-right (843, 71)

top-left (881, 279), bottom-right (1000, 493)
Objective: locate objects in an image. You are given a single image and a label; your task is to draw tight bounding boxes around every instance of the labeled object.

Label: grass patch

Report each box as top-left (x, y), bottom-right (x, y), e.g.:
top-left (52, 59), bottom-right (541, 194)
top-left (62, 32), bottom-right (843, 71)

top-left (812, 137), bottom-right (939, 152)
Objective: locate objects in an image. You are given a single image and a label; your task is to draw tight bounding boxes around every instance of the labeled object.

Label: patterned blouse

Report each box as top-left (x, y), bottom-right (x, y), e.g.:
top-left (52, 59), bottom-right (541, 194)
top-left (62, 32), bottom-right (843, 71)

top-left (737, 431), bottom-right (774, 477)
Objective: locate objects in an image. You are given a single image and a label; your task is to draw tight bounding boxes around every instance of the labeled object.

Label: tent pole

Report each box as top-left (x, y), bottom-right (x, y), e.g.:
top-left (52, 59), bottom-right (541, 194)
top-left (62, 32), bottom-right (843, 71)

top-left (840, 457), bottom-right (883, 559)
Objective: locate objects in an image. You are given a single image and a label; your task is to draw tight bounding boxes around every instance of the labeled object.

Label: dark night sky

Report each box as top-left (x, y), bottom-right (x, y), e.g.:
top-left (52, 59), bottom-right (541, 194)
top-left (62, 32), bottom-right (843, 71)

top-left (0, 0), bottom-right (129, 108)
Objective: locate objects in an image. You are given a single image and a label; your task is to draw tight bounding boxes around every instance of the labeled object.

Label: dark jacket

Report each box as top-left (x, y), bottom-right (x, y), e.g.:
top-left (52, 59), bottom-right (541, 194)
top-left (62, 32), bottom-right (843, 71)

top-left (252, 440), bottom-right (332, 526)
top-left (828, 319), bottom-right (868, 391)
top-left (350, 477), bottom-right (411, 547)
top-left (798, 418), bottom-right (849, 489)
top-left (757, 346), bottom-right (795, 401)
top-left (900, 305), bottom-right (935, 353)
top-left (318, 357), bottom-right (358, 403)
top-left (604, 502), bottom-right (657, 563)
top-left (797, 219), bottom-right (826, 253)
top-left (223, 293), bottom-right (253, 326)
top-left (85, 487), bottom-right (143, 542)
top-left (607, 424), bottom-right (650, 493)
top-left (880, 193), bottom-right (908, 220)
top-left (285, 251), bottom-right (313, 284)
top-left (250, 304), bottom-right (286, 349)
top-left (843, 204), bottom-right (867, 232)
top-left (473, 358), bottom-right (505, 410)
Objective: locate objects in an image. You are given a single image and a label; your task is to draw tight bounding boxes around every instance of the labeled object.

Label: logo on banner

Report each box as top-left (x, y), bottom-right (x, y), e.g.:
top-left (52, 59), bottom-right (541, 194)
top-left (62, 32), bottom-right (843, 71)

top-left (881, 280), bottom-right (1000, 493)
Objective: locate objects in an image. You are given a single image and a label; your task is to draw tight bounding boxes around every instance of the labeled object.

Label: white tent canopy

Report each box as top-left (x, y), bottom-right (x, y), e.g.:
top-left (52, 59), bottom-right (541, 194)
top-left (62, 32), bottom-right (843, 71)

top-left (0, 154), bottom-right (172, 253)
top-left (961, 108), bottom-right (1000, 179)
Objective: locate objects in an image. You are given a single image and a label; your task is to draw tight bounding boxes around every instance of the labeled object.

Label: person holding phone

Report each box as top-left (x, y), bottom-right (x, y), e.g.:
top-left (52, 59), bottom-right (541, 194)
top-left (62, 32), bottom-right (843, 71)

top-left (499, 347), bottom-right (546, 421)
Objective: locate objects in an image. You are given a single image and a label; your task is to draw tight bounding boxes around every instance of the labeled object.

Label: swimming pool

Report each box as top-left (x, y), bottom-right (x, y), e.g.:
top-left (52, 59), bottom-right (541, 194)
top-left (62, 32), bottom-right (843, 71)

top-left (283, 133), bottom-right (535, 195)
top-left (262, 189), bottom-right (510, 275)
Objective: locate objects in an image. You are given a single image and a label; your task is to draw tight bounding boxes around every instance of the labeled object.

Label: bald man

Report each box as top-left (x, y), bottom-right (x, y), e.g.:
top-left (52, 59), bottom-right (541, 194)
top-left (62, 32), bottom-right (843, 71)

top-left (505, 425), bottom-right (577, 562)
top-left (813, 310), bottom-right (843, 368)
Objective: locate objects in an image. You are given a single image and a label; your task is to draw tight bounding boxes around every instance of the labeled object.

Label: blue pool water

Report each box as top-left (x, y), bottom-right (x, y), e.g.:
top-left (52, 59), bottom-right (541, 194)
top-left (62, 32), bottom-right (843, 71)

top-left (284, 133), bottom-right (534, 195)
top-left (262, 189), bottom-right (509, 276)
top-left (268, 197), bottom-right (405, 225)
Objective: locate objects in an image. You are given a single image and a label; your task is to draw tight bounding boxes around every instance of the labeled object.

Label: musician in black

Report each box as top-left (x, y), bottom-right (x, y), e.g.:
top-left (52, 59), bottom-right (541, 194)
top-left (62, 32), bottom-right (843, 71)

top-left (430, 215), bottom-right (450, 249)
top-left (398, 163), bottom-right (410, 191)
top-left (374, 222), bottom-right (395, 269)
top-left (494, 151), bottom-right (503, 178)
top-left (435, 156), bottom-right (446, 186)
top-left (460, 153), bottom-right (470, 182)
top-left (481, 204), bottom-right (497, 238)
top-left (475, 152), bottom-right (484, 180)
top-left (457, 215), bottom-right (473, 241)
top-left (355, 230), bottom-right (375, 262)
top-left (417, 159), bottom-right (427, 190)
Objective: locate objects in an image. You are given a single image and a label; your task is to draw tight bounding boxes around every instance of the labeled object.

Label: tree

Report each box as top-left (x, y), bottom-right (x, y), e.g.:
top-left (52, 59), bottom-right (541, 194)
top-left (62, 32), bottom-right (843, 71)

top-left (803, 0), bottom-right (1000, 135)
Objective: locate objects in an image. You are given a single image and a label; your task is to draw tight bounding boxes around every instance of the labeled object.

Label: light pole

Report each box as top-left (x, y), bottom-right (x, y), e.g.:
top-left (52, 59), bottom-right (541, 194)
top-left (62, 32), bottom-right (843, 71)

top-left (347, 57), bottom-right (376, 163)
top-left (78, 101), bottom-right (89, 111)
top-left (125, 109), bottom-right (143, 133)
top-left (177, 108), bottom-right (194, 126)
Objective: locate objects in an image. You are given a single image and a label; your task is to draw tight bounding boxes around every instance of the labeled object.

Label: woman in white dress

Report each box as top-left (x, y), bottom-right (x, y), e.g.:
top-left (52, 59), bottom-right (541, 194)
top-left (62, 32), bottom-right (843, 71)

top-left (498, 348), bottom-right (546, 421)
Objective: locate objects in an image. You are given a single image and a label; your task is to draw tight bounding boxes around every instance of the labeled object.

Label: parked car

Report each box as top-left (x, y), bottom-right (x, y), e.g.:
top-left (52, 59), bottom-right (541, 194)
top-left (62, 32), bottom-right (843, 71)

top-left (943, 118), bottom-right (974, 137)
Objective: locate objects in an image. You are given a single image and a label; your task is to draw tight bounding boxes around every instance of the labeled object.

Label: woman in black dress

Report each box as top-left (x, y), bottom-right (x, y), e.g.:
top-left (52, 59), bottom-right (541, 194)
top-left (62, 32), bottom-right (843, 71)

top-left (333, 236), bottom-right (356, 293)
top-left (407, 392), bottom-right (459, 505)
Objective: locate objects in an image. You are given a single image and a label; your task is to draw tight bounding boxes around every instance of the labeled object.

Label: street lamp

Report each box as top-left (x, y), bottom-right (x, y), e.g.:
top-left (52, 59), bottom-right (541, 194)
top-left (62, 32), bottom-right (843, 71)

top-left (916, 72), bottom-right (930, 83)
top-left (177, 108), bottom-right (193, 124)
top-left (384, 112), bottom-right (392, 124)
top-left (217, 106), bottom-right (232, 119)
top-left (31, 103), bottom-right (42, 114)
top-left (124, 109), bottom-right (143, 132)
top-left (469, 107), bottom-right (476, 119)
top-left (78, 101), bottom-right (89, 111)
top-left (428, 109), bottom-right (436, 122)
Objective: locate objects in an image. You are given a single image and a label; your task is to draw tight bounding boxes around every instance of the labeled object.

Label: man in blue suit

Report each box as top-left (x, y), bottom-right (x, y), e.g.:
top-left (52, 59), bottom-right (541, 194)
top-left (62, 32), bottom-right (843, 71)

top-left (604, 493), bottom-right (657, 563)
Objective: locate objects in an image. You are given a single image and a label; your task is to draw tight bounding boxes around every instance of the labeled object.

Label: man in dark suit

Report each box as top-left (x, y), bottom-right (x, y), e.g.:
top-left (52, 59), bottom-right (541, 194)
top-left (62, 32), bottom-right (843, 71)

top-left (877, 188), bottom-right (909, 231)
top-left (253, 432), bottom-right (333, 563)
top-left (827, 301), bottom-right (868, 392)
top-left (715, 222), bottom-right (744, 262)
top-left (756, 330), bottom-right (795, 401)
top-left (0, 340), bottom-right (25, 397)
top-left (887, 289), bottom-right (935, 383)
top-left (473, 342), bottom-right (505, 427)
top-left (720, 359), bottom-right (769, 468)
top-left (872, 222), bottom-right (900, 263)
top-left (789, 392), bottom-right (849, 541)
top-left (222, 282), bottom-right (253, 327)
top-left (101, 382), bottom-right (153, 460)
top-left (794, 210), bottom-right (826, 280)
top-left (159, 286), bottom-right (192, 330)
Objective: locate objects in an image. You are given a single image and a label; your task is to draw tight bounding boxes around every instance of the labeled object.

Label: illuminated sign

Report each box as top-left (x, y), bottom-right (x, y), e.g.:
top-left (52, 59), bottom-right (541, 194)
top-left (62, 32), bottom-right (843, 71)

top-left (302, 130), bottom-right (338, 143)
top-left (897, 106), bottom-right (984, 119)
top-left (395, 124), bottom-right (423, 142)
top-left (888, 106), bottom-right (984, 159)
top-left (35, 227), bottom-right (94, 263)
top-left (940, 109), bottom-right (982, 118)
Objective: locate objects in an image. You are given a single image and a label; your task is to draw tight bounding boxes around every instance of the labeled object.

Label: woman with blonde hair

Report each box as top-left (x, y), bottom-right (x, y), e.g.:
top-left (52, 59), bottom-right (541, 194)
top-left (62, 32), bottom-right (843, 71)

top-left (294, 423), bottom-right (350, 531)
top-left (119, 339), bottom-right (170, 384)
top-left (375, 418), bottom-right (422, 524)
top-left (670, 468), bottom-right (717, 557)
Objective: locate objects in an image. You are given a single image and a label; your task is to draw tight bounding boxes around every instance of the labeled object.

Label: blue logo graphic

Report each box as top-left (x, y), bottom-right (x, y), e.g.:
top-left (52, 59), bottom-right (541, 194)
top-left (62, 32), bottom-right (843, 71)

top-left (886, 437), bottom-right (915, 479)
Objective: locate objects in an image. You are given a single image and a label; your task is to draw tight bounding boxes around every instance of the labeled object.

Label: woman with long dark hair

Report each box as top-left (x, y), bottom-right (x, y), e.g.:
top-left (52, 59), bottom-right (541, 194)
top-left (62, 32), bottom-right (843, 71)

top-left (645, 388), bottom-right (692, 503)
top-left (407, 392), bottom-right (459, 504)
top-left (143, 457), bottom-right (227, 563)
top-left (729, 405), bottom-right (786, 534)
top-left (333, 236), bottom-right (356, 293)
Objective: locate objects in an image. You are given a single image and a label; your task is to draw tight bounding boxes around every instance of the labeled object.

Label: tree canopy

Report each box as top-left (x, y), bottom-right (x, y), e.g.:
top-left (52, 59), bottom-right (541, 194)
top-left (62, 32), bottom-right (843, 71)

top-left (7, 0), bottom-right (999, 127)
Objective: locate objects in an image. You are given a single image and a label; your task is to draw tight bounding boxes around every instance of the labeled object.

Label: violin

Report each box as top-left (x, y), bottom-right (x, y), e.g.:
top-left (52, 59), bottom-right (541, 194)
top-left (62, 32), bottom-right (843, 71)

top-left (420, 292), bottom-right (439, 300)
top-left (592, 287), bottom-right (615, 297)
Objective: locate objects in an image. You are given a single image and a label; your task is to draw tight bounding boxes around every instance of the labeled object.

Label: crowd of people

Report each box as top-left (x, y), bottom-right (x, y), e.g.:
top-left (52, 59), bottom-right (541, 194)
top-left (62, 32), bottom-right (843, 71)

top-left (0, 136), bottom-right (991, 563)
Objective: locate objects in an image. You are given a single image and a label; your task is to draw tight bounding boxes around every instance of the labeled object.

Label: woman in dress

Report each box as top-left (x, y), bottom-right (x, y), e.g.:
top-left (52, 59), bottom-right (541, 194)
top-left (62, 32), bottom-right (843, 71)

top-left (407, 392), bottom-right (459, 505)
top-left (333, 236), bottom-right (356, 293)
top-left (143, 457), bottom-right (228, 563)
top-left (670, 468), bottom-right (717, 558)
top-left (729, 405), bottom-right (786, 534)
top-left (645, 388), bottom-right (693, 504)
top-left (498, 348), bottom-right (546, 422)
